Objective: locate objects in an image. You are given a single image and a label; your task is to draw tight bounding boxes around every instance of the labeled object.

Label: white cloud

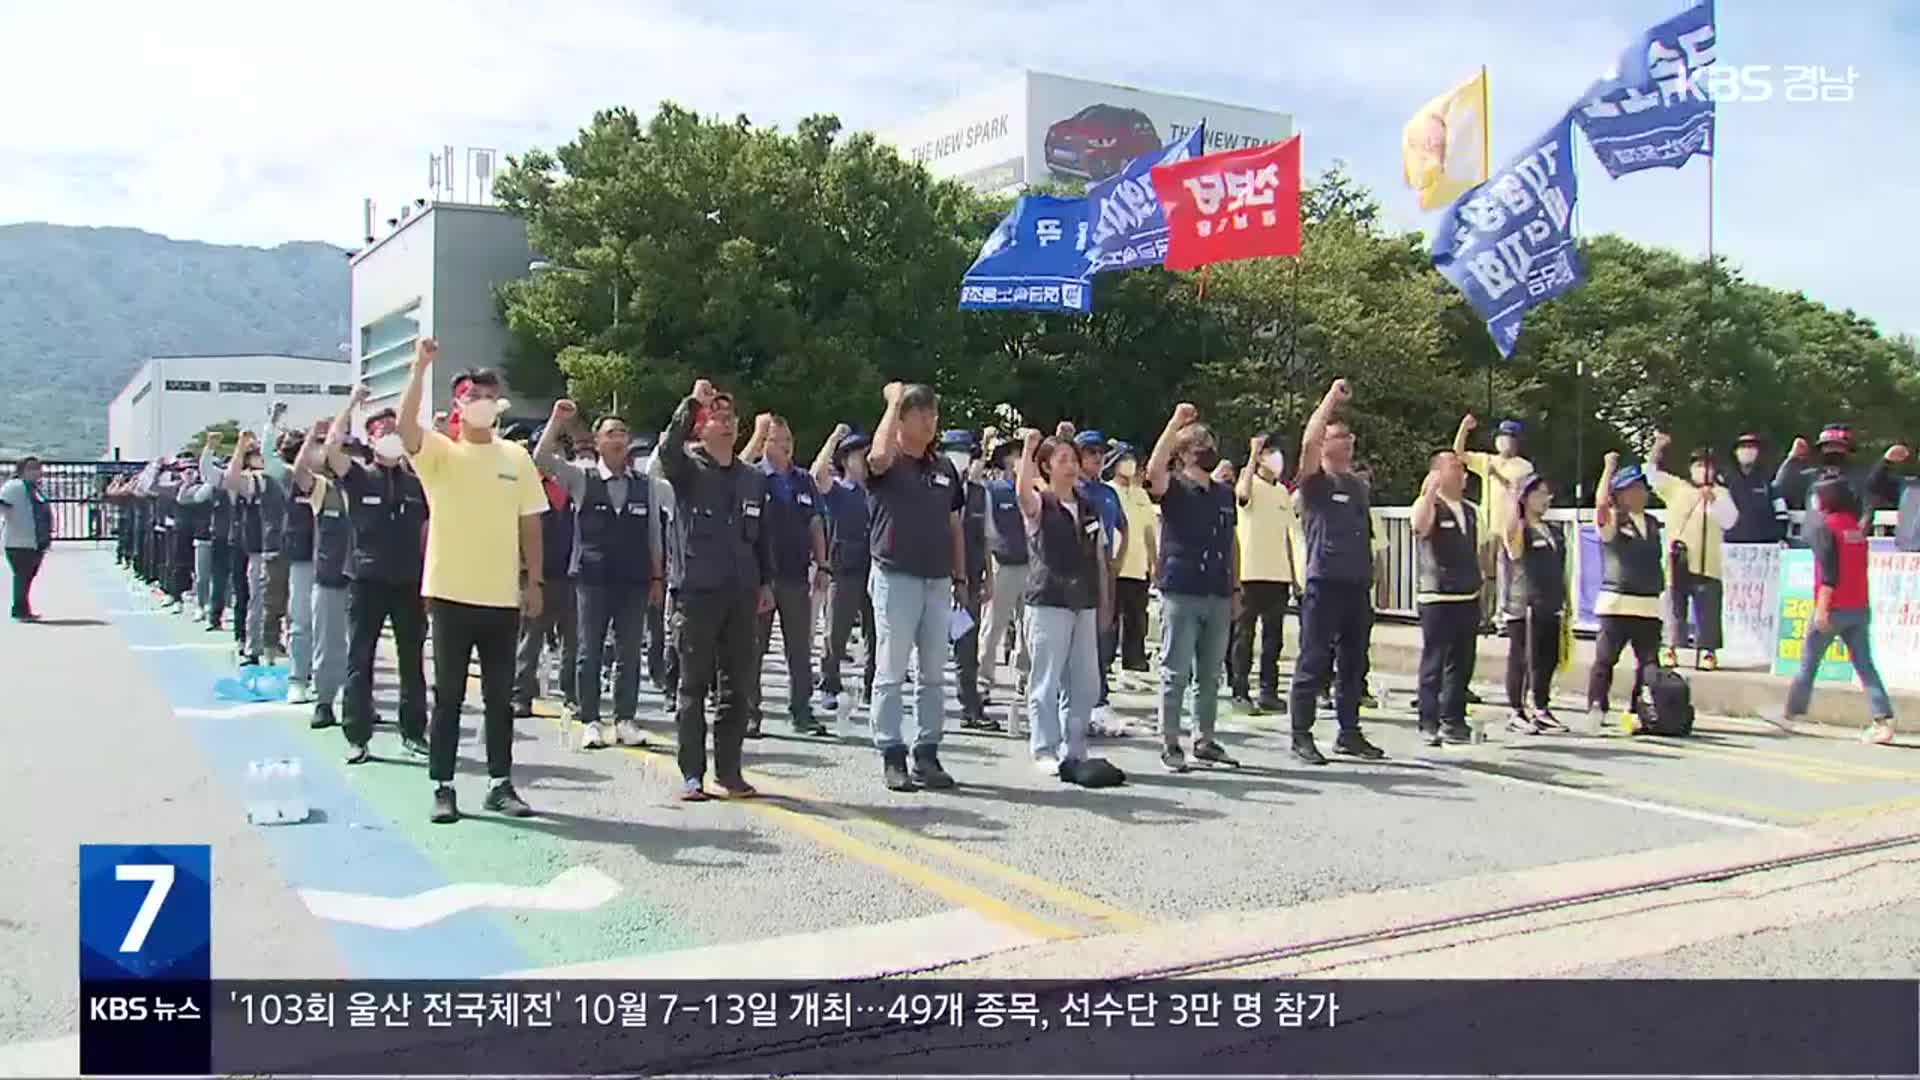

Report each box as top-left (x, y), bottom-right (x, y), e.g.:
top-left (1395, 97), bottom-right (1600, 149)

top-left (0, 0), bottom-right (1911, 335)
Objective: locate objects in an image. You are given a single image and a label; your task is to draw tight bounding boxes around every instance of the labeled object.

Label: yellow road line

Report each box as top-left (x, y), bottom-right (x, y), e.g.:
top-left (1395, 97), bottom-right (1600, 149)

top-left (1813, 793), bottom-right (1920, 824)
top-left (1634, 736), bottom-right (1920, 784)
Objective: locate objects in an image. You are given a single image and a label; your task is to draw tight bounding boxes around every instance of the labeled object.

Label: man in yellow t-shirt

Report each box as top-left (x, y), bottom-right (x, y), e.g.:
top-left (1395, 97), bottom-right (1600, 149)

top-left (1648, 432), bottom-right (1739, 671)
top-left (1230, 433), bottom-right (1299, 713)
top-left (1455, 413), bottom-right (1533, 623)
top-left (397, 338), bottom-right (548, 825)
top-left (1108, 445), bottom-right (1157, 687)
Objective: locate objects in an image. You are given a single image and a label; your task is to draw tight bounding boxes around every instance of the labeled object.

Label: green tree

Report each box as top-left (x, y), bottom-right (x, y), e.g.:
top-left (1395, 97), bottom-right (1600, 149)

top-left (180, 419), bottom-right (241, 456)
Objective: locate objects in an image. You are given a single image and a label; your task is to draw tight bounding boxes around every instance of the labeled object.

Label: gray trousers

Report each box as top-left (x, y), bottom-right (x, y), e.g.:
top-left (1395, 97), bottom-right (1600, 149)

top-left (1158, 592), bottom-right (1232, 746)
top-left (193, 540), bottom-right (215, 612)
top-left (978, 562), bottom-right (1031, 714)
top-left (755, 578), bottom-right (815, 723)
top-left (245, 552), bottom-right (287, 659)
top-left (1664, 561), bottom-right (1725, 651)
top-left (311, 583), bottom-right (349, 704)
top-left (515, 578), bottom-right (578, 710)
top-left (1026, 605), bottom-right (1098, 764)
top-left (287, 559), bottom-right (315, 682)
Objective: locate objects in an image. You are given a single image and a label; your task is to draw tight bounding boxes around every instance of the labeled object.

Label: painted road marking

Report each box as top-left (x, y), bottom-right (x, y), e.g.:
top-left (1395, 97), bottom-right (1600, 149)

top-left (175, 702), bottom-right (305, 719)
top-left (1437, 760), bottom-right (1794, 832)
top-left (511, 908), bottom-right (1042, 980)
top-left (300, 866), bottom-right (622, 931)
top-left (1634, 735), bottom-right (1920, 784)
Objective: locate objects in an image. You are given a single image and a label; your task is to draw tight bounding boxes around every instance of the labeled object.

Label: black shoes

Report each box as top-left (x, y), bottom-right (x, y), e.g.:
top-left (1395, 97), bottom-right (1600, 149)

top-left (1335, 732), bottom-right (1386, 760)
top-left (430, 786), bottom-right (460, 824)
top-left (1440, 724), bottom-right (1473, 745)
top-left (483, 781), bottom-right (534, 817)
top-left (1191, 739), bottom-right (1240, 767)
top-left (401, 735), bottom-right (430, 758)
top-left (1161, 745), bottom-right (1190, 773)
top-left (344, 742), bottom-right (371, 766)
top-left (960, 710), bottom-right (1005, 733)
top-left (1291, 736), bottom-right (1330, 766)
top-left (792, 715), bottom-right (828, 736)
top-left (910, 745), bottom-right (955, 790)
top-left (309, 702), bottom-right (337, 730)
top-left (882, 747), bottom-right (916, 792)
top-left (1257, 695), bottom-right (1285, 715)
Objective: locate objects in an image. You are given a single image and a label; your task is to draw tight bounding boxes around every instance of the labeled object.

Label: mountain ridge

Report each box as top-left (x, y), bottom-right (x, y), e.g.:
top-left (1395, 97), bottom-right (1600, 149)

top-left (0, 222), bottom-right (350, 458)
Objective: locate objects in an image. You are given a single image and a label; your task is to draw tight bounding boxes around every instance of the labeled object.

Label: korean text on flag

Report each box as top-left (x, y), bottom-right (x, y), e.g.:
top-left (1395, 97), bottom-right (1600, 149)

top-left (1083, 125), bottom-right (1207, 276)
top-left (958, 194), bottom-right (1095, 314)
top-left (1151, 135), bottom-right (1302, 272)
top-left (1574, 0), bottom-right (1716, 178)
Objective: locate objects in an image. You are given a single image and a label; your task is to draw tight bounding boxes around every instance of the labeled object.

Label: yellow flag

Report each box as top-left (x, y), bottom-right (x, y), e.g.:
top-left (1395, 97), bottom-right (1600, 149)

top-left (1403, 69), bottom-right (1490, 211)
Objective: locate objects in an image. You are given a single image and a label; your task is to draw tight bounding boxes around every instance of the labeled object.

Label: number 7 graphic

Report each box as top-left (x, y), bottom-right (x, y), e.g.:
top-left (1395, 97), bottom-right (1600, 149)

top-left (115, 864), bottom-right (175, 953)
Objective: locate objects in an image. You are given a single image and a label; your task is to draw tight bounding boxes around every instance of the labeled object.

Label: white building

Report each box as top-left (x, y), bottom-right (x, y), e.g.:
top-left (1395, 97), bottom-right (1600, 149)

top-left (106, 354), bottom-right (355, 461)
top-left (349, 201), bottom-right (536, 427)
top-left (877, 70), bottom-right (1295, 194)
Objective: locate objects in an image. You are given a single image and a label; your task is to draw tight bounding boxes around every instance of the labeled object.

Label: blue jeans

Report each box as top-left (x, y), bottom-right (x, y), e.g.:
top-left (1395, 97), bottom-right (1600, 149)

top-left (1026, 605), bottom-right (1099, 764)
top-left (870, 567), bottom-right (949, 751)
top-left (1786, 607), bottom-right (1894, 720)
top-left (1158, 592), bottom-right (1232, 746)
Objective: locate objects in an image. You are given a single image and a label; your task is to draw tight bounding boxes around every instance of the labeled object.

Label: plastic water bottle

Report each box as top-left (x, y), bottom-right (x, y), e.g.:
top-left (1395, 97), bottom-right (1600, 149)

top-left (542, 648), bottom-right (560, 702)
top-left (245, 759), bottom-right (309, 826)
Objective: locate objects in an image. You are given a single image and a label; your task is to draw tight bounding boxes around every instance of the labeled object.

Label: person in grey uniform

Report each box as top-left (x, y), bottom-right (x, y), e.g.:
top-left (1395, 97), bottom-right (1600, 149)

top-left (1287, 378), bottom-right (1387, 765)
top-left (222, 403), bottom-right (293, 666)
top-left (295, 396), bottom-right (362, 732)
top-left (658, 379), bottom-right (774, 801)
top-left (741, 413), bottom-right (830, 737)
top-left (513, 423), bottom-right (579, 722)
top-left (977, 437), bottom-right (1031, 731)
top-left (809, 425), bottom-right (875, 716)
top-left (534, 400), bottom-right (664, 750)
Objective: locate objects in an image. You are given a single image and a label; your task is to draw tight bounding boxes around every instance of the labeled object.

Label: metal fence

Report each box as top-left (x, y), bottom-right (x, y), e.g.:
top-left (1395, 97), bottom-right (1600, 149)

top-left (0, 459), bottom-right (147, 542)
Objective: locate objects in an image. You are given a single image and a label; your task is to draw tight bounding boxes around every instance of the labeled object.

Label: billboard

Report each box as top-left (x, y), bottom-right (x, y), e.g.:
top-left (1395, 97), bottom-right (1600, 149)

top-left (879, 71), bottom-right (1294, 193)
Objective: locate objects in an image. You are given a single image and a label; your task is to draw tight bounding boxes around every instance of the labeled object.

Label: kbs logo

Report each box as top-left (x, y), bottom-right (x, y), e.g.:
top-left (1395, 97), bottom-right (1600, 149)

top-left (89, 996), bottom-right (150, 1022)
top-left (1702, 65), bottom-right (1858, 104)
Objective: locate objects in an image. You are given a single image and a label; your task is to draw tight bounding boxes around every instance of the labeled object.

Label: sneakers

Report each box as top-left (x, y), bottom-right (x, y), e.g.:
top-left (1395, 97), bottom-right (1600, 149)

top-left (1230, 693), bottom-right (1255, 713)
top-left (1291, 736), bottom-right (1330, 766)
top-left (910, 745), bottom-right (955, 790)
top-left (1863, 719), bottom-right (1896, 745)
top-left (679, 777), bottom-right (712, 802)
top-left (1334, 732), bottom-right (1386, 760)
top-left (344, 742), bottom-right (371, 766)
top-left (1192, 739), bottom-right (1239, 767)
top-left (1698, 651), bottom-right (1719, 672)
top-left (309, 702), bottom-right (337, 730)
top-left (1440, 723), bottom-right (1474, 745)
top-left (286, 681), bottom-right (313, 705)
top-left (1535, 709), bottom-right (1568, 733)
top-left (1507, 711), bottom-right (1544, 736)
top-left (818, 692), bottom-right (841, 715)
top-left (430, 786), bottom-right (460, 824)
top-left (882, 747), bottom-right (916, 792)
top-left (580, 723), bottom-right (608, 750)
top-left (1256, 695), bottom-right (1286, 715)
top-left (716, 778), bottom-right (759, 799)
top-left (1089, 705), bottom-right (1120, 738)
top-left (483, 780), bottom-right (534, 817)
top-left (616, 720), bottom-right (646, 746)
top-left (401, 735), bottom-right (430, 758)
top-left (1660, 647), bottom-right (1680, 668)
top-left (960, 711), bottom-right (1004, 734)
top-left (1160, 745), bottom-right (1190, 773)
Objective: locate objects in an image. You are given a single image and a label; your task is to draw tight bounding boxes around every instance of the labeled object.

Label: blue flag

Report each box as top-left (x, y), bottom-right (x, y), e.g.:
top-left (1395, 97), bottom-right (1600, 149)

top-left (1573, 0), bottom-right (1716, 178)
top-left (1431, 111), bottom-right (1584, 357)
top-left (1082, 125), bottom-right (1207, 275)
top-left (958, 194), bottom-right (1094, 313)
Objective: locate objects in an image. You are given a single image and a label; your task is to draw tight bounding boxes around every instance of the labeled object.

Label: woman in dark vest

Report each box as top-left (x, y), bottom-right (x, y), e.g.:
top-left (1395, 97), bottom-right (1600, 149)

top-left (1502, 473), bottom-right (1567, 734)
top-left (1587, 453), bottom-right (1664, 731)
top-left (1015, 429), bottom-right (1123, 788)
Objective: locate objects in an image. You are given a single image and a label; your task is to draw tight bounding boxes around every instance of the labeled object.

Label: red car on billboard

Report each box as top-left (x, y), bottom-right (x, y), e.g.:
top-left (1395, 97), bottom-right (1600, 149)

top-left (1043, 104), bottom-right (1162, 182)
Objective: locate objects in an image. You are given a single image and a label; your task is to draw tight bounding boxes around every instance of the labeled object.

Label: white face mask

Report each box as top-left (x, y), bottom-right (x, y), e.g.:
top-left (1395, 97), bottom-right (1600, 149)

top-left (1735, 447), bottom-right (1759, 467)
top-left (1262, 451), bottom-right (1286, 476)
top-left (458, 397), bottom-right (506, 428)
top-left (372, 433), bottom-right (405, 461)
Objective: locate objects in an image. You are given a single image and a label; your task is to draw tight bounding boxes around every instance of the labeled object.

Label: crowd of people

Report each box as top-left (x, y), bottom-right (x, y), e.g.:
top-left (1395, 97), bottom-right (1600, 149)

top-left (57, 350), bottom-right (1908, 826)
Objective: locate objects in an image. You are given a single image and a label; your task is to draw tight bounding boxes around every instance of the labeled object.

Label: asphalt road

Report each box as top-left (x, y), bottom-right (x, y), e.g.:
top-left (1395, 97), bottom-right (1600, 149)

top-left (4, 547), bottom-right (1918, 1069)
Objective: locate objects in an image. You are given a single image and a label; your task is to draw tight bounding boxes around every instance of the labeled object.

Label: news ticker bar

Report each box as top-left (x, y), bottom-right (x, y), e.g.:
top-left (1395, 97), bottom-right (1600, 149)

top-left (78, 978), bottom-right (1920, 1077)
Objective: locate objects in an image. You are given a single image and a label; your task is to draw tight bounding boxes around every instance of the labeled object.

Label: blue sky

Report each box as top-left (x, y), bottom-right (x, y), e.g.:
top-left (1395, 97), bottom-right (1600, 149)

top-left (0, 0), bottom-right (1912, 336)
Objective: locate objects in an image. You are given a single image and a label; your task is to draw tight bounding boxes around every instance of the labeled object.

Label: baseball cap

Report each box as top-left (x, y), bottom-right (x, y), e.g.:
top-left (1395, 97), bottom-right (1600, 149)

top-left (1610, 464), bottom-right (1648, 491)
top-left (1818, 424), bottom-right (1853, 450)
top-left (1072, 430), bottom-right (1106, 450)
top-left (939, 429), bottom-right (978, 453)
top-left (1734, 432), bottom-right (1764, 447)
top-left (1497, 420), bottom-right (1523, 437)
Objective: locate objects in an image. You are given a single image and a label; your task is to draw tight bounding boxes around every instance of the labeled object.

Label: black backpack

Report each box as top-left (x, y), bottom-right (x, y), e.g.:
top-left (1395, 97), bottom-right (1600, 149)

top-left (1636, 667), bottom-right (1695, 736)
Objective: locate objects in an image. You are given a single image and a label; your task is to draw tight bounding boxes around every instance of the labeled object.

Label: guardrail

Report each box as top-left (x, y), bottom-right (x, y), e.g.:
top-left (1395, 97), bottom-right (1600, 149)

top-left (0, 459), bottom-right (147, 542)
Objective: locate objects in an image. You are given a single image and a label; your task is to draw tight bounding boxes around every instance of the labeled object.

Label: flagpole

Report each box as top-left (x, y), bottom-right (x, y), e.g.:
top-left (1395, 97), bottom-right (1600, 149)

top-left (1570, 120), bottom-right (1586, 505)
top-left (1481, 64), bottom-right (1494, 423)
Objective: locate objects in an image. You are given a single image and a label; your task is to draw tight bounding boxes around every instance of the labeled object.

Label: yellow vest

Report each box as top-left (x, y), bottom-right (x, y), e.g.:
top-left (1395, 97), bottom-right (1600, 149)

top-left (1113, 482), bottom-right (1156, 581)
top-left (1236, 475), bottom-right (1299, 584)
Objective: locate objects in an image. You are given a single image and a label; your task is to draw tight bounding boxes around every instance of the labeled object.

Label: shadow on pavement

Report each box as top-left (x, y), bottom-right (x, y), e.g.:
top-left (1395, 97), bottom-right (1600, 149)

top-left (18, 617), bottom-right (109, 627)
top-left (474, 807), bottom-right (783, 868)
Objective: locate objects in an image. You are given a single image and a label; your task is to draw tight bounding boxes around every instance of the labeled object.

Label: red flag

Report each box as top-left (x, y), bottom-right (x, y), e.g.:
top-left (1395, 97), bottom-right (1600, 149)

top-left (1152, 135), bottom-right (1302, 271)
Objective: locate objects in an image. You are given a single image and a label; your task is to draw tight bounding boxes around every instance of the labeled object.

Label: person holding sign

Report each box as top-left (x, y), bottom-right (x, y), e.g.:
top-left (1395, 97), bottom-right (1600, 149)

top-left (1647, 433), bottom-right (1738, 671)
top-left (1586, 453), bottom-right (1665, 732)
top-left (1775, 478), bottom-right (1895, 746)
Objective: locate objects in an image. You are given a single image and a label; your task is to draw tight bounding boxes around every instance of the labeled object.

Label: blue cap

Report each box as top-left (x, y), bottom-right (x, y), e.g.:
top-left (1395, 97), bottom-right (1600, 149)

top-left (836, 432), bottom-right (871, 459)
top-left (1497, 420), bottom-right (1524, 437)
top-left (1610, 464), bottom-right (1647, 491)
top-left (1073, 430), bottom-right (1106, 449)
top-left (939, 429), bottom-right (977, 452)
